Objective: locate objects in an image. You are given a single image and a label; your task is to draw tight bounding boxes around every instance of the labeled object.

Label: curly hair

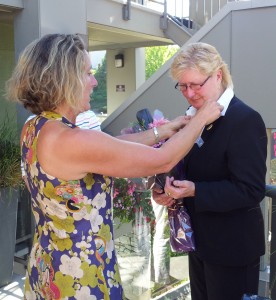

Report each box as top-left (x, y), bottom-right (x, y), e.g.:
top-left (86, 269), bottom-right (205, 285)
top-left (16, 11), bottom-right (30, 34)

top-left (170, 42), bottom-right (233, 90)
top-left (5, 34), bottom-right (87, 114)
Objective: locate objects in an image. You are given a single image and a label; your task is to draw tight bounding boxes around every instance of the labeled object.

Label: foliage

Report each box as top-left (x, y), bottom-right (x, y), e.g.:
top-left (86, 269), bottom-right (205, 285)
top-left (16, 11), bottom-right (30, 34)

top-left (113, 177), bottom-right (155, 225)
top-left (0, 115), bottom-right (23, 189)
top-left (90, 54), bottom-right (107, 114)
top-left (145, 45), bottom-right (179, 80)
top-left (89, 45), bottom-right (179, 114)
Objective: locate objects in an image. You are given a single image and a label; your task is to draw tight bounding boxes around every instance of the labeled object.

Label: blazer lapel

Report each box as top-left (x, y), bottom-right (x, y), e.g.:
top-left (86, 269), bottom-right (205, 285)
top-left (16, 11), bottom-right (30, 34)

top-left (184, 116), bottom-right (223, 166)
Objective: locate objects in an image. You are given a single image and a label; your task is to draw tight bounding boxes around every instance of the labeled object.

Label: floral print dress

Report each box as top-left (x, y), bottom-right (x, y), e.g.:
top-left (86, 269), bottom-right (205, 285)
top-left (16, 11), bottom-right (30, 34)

top-left (22, 112), bottom-right (124, 300)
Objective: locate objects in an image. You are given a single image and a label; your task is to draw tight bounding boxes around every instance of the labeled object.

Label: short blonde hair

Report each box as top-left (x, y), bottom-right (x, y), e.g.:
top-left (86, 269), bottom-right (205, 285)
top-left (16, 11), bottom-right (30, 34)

top-left (170, 42), bottom-right (233, 90)
top-left (6, 34), bottom-right (87, 114)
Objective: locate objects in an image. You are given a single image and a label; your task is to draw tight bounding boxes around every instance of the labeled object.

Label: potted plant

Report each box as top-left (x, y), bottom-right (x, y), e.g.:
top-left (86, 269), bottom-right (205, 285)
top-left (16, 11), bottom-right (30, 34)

top-left (0, 114), bottom-right (24, 287)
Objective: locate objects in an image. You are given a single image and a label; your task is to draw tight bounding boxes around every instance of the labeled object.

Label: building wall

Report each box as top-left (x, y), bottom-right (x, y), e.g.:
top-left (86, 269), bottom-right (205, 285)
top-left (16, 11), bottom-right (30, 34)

top-left (106, 47), bottom-right (145, 114)
top-left (103, 3), bottom-right (276, 135)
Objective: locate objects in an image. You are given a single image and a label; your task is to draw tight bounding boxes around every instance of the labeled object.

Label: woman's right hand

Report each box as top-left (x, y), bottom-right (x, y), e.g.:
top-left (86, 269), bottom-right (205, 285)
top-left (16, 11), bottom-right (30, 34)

top-left (152, 186), bottom-right (175, 207)
top-left (158, 115), bottom-right (191, 141)
top-left (196, 100), bottom-right (223, 125)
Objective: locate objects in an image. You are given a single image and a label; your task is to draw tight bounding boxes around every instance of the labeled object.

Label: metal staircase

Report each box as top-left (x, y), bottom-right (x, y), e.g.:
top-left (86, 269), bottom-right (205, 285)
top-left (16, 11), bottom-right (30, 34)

top-left (131, 0), bottom-right (243, 46)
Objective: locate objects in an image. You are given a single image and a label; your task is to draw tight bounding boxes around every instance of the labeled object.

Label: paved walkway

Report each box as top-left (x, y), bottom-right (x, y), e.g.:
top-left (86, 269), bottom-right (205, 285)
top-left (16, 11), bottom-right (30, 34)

top-left (0, 272), bottom-right (25, 300)
top-left (0, 256), bottom-right (191, 300)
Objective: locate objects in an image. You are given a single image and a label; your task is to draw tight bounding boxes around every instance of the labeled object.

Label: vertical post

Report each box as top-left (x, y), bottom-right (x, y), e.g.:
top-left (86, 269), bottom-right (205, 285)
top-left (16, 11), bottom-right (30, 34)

top-left (123, 0), bottom-right (131, 20)
top-left (266, 184), bottom-right (276, 299)
top-left (160, 0), bottom-right (168, 30)
top-left (163, 0), bottom-right (167, 16)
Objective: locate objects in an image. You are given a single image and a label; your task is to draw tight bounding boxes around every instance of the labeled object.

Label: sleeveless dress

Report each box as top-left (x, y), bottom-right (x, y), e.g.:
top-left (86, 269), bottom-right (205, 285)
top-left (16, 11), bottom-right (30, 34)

top-left (21, 111), bottom-right (124, 300)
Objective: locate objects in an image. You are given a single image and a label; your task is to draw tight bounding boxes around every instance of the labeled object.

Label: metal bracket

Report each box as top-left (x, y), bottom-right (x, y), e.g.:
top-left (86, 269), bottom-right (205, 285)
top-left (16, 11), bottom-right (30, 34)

top-left (160, 14), bottom-right (168, 30)
top-left (122, 0), bottom-right (131, 20)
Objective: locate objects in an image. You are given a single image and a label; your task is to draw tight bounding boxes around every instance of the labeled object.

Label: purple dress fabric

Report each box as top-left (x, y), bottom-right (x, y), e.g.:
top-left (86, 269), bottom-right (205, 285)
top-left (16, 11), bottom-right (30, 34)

top-left (21, 111), bottom-right (124, 300)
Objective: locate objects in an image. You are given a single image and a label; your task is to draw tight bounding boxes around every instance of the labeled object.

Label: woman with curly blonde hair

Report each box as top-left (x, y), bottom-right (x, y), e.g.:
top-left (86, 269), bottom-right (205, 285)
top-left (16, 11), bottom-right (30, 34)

top-left (6, 34), bottom-right (221, 300)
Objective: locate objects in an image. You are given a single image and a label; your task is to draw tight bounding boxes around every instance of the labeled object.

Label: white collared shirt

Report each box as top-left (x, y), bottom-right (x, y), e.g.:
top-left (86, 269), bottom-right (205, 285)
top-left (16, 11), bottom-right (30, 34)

top-left (185, 88), bottom-right (234, 116)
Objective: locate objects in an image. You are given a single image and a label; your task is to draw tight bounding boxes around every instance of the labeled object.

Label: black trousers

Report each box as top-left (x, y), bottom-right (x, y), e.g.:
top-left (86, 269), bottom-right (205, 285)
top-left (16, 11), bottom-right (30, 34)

top-left (189, 251), bottom-right (260, 300)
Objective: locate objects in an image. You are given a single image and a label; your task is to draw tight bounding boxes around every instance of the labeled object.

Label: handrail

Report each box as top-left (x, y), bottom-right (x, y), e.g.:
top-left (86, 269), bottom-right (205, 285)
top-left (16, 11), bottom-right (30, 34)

top-left (144, 0), bottom-right (247, 24)
top-left (266, 184), bottom-right (276, 198)
top-left (266, 184), bottom-right (276, 299)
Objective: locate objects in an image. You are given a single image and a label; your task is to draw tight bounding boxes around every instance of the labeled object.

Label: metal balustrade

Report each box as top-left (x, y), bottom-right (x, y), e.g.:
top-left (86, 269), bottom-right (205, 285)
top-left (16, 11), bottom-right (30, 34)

top-left (131, 0), bottom-right (247, 27)
top-left (266, 184), bottom-right (276, 299)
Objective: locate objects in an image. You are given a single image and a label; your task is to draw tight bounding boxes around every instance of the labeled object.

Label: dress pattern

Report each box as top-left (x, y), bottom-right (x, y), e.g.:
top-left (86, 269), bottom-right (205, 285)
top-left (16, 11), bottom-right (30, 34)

top-left (21, 111), bottom-right (124, 300)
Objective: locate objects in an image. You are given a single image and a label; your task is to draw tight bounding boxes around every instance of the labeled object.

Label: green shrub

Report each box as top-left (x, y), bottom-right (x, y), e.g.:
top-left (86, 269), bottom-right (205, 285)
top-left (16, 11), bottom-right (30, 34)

top-left (0, 115), bottom-right (23, 189)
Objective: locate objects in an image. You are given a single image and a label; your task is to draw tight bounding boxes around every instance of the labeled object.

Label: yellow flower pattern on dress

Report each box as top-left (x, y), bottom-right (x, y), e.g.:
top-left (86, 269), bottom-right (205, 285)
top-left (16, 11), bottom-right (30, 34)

top-left (22, 112), bottom-right (124, 300)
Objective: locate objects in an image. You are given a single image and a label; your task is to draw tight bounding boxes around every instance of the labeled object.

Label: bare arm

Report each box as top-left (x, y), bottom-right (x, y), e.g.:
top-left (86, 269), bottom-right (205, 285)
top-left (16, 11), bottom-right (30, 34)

top-left (117, 116), bottom-right (191, 145)
top-left (32, 100), bottom-right (222, 180)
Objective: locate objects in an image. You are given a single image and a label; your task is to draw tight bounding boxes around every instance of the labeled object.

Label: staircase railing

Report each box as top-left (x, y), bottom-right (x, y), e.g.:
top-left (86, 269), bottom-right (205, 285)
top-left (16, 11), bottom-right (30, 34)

top-left (266, 184), bottom-right (276, 299)
top-left (135, 0), bottom-right (247, 29)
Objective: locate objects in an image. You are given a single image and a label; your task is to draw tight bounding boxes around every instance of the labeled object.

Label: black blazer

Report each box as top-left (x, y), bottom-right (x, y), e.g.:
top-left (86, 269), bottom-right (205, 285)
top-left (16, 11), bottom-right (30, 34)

top-left (182, 96), bottom-right (267, 266)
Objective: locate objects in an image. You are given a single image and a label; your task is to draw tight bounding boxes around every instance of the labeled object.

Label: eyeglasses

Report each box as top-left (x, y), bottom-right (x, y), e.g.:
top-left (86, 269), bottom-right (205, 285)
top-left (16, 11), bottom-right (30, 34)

top-left (175, 76), bottom-right (211, 92)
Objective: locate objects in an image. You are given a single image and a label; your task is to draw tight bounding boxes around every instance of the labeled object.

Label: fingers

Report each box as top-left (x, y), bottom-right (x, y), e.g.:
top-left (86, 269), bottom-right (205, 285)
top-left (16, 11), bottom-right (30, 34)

top-left (152, 190), bottom-right (175, 207)
top-left (151, 183), bottom-right (164, 194)
top-left (171, 115), bottom-right (191, 131)
top-left (164, 176), bottom-right (176, 197)
top-left (164, 177), bottom-right (189, 199)
top-left (170, 180), bottom-right (195, 198)
top-left (200, 100), bottom-right (223, 124)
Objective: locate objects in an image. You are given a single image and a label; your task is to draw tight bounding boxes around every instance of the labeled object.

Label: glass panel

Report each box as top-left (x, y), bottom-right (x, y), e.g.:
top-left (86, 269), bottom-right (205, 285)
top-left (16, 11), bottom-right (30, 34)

top-left (113, 178), bottom-right (190, 299)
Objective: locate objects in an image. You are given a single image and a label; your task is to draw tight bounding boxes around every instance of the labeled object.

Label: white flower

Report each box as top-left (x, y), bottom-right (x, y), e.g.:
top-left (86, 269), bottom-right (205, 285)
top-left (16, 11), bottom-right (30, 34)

top-left (73, 206), bottom-right (90, 221)
top-left (59, 255), bottom-right (83, 278)
top-left (92, 192), bottom-right (106, 209)
top-left (75, 286), bottom-right (96, 300)
top-left (40, 197), bottom-right (67, 219)
top-left (108, 277), bottom-right (114, 288)
top-left (89, 208), bottom-right (103, 232)
top-left (28, 243), bottom-right (39, 268)
top-left (42, 225), bottom-right (49, 236)
top-left (76, 240), bottom-right (91, 250)
top-left (106, 237), bottom-right (114, 259)
top-left (29, 162), bottom-right (38, 178)
top-left (38, 179), bottom-right (45, 190)
top-left (48, 221), bottom-right (67, 239)
top-left (80, 251), bottom-right (89, 261)
top-left (33, 210), bottom-right (40, 225)
top-left (107, 271), bottom-right (118, 288)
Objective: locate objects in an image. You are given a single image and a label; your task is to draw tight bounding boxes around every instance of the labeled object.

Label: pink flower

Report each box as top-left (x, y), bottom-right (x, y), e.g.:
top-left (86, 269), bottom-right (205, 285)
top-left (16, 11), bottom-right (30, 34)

top-left (113, 189), bottom-right (119, 198)
top-left (148, 109), bottom-right (169, 128)
top-left (127, 184), bottom-right (136, 195)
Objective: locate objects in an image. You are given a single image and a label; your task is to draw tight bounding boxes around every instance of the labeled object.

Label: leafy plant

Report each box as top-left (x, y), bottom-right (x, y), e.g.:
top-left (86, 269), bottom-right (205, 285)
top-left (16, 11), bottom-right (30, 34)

top-left (145, 45), bottom-right (179, 80)
top-left (0, 115), bottom-right (23, 189)
top-left (113, 178), bottom-right (155, 225)
top-left (90, 54), bottom-right (107, 114)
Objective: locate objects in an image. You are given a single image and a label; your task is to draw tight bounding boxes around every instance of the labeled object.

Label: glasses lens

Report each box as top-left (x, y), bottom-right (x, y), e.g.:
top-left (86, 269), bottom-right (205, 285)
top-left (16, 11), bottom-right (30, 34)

top-left (191, 84), bottom-right (201, 91)
top-left (175, 83), bottom-right (186, 91)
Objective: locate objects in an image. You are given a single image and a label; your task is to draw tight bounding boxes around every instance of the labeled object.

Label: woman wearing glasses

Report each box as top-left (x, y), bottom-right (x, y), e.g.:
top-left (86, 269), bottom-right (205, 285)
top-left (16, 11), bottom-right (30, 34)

top-left (153, 42), bottom-right (267, 300)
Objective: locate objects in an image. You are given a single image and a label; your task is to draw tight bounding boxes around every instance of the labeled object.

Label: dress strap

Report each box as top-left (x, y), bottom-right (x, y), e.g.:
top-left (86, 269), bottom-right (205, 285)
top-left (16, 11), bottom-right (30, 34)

top-left (40, 111), bottom-right (76, 128)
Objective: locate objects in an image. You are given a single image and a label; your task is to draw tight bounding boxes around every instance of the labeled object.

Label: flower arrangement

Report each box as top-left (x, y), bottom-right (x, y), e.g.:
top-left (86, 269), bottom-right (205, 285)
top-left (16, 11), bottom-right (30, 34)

top-left (113, 177), bottom-right (154, 225)
top-left (121, 109), bottom-right (169, 147)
